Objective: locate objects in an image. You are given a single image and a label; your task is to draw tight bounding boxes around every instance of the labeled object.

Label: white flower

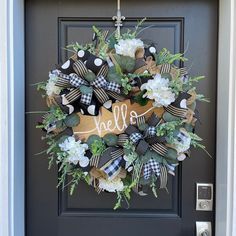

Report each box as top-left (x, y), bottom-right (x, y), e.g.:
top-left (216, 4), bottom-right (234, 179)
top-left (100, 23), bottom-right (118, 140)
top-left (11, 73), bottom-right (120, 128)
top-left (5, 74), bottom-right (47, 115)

top-left (141, 73), bottom-right (175, 107)
top-left (59, 136), bottom-right (89, 167)
top-left (114, 38), bottom-right (144, 58)
top-left (173, 129), bottom-right (191, 154)
top-left (46, 71), bottom-right (62, 96)
top-left (98, 177), bottom-right (124, 192)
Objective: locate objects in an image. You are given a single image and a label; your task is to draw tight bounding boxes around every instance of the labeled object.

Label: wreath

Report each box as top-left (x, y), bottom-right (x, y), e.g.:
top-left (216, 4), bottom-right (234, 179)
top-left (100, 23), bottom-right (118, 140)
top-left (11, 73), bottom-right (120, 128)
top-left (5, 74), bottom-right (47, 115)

top-left (36, 20), bottom-right (208, 209)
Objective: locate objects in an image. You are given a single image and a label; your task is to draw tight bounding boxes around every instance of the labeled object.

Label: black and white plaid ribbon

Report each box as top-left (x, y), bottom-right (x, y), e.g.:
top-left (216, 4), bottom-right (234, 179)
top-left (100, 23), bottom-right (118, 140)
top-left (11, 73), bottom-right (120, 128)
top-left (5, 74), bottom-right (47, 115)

top-left (130, 132), bottom-right (143, 144)
top-left (103, 156), bottom-right (123, 179)
top-left (91, 76), bottom-right (120, 93)
top-left (143, 158), bottom-right (160, 180)
top-left (80, 93), bottom-right (93, 105)
top-left (69, 73), bottom-right (87, 87)
top-left (145, 126), bottom-right (156, 137)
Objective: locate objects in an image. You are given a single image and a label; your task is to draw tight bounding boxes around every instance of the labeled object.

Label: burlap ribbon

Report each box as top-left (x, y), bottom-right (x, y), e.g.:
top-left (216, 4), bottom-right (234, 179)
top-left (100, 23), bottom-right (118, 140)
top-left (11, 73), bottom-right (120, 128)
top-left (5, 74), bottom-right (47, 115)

top-left (90, 147), bottom-right (125, 180)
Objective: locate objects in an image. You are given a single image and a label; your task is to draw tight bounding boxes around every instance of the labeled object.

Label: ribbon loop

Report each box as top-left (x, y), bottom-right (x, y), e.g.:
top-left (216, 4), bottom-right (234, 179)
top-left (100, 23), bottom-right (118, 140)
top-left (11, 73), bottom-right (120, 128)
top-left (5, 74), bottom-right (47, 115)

top-left (143, 158), bottom-right (160, 180)
top-left (130, 132), bottom-right (143, 144)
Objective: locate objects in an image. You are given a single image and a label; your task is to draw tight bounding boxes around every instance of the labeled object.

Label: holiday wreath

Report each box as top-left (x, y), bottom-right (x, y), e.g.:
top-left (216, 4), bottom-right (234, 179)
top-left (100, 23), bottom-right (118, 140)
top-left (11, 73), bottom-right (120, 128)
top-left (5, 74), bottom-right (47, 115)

top-left (36, 20), bottom-right (208, 209)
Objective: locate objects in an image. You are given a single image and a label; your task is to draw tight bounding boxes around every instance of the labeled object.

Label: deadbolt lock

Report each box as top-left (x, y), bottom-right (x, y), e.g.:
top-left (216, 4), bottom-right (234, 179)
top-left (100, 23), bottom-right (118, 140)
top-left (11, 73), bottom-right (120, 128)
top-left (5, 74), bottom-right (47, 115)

top-left (196, 183), bottom-right (213, 211)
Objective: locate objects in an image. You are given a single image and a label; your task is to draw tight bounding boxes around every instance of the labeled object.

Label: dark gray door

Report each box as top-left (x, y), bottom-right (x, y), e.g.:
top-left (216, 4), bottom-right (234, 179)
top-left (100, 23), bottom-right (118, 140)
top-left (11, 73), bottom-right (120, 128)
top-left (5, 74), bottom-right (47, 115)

top-left (26, 0), bottom-right (217, 235)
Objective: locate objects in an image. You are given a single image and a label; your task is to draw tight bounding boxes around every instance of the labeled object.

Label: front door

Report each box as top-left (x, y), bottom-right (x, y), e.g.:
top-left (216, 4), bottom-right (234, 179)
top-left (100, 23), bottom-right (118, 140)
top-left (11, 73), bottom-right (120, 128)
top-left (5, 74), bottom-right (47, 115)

top-left (26, 0), bottom-right (217, 235)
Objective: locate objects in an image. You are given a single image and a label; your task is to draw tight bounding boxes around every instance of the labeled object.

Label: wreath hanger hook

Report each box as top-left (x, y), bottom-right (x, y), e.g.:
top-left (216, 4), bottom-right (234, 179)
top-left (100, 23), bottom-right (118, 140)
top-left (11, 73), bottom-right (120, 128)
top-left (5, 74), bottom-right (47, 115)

top-left (112, 0), bottom-right (125, 37)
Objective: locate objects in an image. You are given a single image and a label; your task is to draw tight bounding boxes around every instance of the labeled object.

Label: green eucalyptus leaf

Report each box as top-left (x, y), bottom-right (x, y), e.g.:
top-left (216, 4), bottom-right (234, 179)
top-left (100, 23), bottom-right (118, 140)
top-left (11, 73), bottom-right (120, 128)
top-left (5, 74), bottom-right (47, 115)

top-left (84, 71), bottom-right (96, 82)
top-left (114, 55), bottom-right (135, 72)
top-left (80, 85), bottom-right (93, 94)
top-left (103, 133), bottom-right (118, 146)
top-left (163, 112), bottom-right (179, 122)
top-left (107, 66), bottom-right (122, 85)
top-left (87, 135), bottom-right (103, 148)
top-left (165, 148), bottom-right (177, 161)
top-left (64, 113), bottom-right (80, 127)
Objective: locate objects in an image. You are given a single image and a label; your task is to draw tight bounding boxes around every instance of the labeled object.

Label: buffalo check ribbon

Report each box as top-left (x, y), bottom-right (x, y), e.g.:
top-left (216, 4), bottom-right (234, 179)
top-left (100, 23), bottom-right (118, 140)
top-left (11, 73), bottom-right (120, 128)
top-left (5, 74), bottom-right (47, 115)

top-left (124, 113), bottom-right (168, 157)
top-left (54, 59), bottom-right (122, 107)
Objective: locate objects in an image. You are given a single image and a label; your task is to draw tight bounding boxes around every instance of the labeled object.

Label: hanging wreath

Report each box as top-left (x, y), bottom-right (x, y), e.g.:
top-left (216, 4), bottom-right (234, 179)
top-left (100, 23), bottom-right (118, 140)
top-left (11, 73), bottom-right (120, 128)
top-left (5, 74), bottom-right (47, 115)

top-left (36, 20), bottom-right (209, 209)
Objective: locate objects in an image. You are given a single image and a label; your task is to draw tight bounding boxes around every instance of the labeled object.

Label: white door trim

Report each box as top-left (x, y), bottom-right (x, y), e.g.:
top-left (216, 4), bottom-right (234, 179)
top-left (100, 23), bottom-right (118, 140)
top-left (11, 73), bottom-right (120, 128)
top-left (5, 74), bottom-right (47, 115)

top-left (0, 0), bottom-right (235, 236)
top-left (216, 0), bottom-right (236, 235)
top-left (0, 0), bottom-right (25, 236)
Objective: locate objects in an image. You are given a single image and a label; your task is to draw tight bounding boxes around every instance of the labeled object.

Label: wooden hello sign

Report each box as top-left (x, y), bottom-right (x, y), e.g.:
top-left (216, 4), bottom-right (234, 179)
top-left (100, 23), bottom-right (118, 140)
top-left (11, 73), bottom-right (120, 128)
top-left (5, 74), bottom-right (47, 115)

top-left (73, 100), bottom-right (164, 140)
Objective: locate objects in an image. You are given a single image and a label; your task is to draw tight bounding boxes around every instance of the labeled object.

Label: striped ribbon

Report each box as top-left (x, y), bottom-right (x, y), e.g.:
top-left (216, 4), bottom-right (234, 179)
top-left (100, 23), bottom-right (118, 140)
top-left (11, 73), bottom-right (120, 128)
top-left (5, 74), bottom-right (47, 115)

top-left (165, 105), bottom-right (188, 119)
top-left (160, 63), bottom-right (171, 74)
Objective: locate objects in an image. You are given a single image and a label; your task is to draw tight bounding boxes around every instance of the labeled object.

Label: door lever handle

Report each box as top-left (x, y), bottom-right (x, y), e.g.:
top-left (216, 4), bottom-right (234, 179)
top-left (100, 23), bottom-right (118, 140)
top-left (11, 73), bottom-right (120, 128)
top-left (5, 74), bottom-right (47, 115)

top-left (200, 230), bottom-right (210, 236)
top-left (196, 222), bottom-right (211, 236)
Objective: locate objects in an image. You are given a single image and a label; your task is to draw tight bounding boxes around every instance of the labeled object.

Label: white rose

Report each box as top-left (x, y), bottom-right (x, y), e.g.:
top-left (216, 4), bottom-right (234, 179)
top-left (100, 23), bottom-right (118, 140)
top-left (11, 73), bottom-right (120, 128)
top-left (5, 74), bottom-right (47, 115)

top-left (115, 38), bottom-right (144, 58)
top-left (59, 136), bottom-right (77, 151)
top-left (59, 136), bottom-right (89, 166)
top-left (98, 178), bottom-right (124, 192)
top-left (141, 73), bottom-right (175, 107)
top-left (46, 71), bottom-right (62, 96)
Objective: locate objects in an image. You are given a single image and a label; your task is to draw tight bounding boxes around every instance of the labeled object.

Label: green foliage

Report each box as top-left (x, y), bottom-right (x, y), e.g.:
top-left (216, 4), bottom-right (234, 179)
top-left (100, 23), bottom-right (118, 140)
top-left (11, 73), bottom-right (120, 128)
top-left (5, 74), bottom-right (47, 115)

top-left (156, 120), bottom-right (183, 137)
top-left (34, 81), bottom-right (46, 92)
top-left (132, 90), bottom-right (149, 106)
top-left (121, 76), bottom-right (132, 95)
top-left (123, 140), bottom-right (138, 162)
top-left (69, 169), bottom-right (90, 195)
top-left (150, 177), bottom-right (158, 198)
top-left (66, 42), bottom-right (96, 55)
top-left (114, 179), bottom-right (136, 210)
top-left (196, 94), bottom-right (210, 103)
top-left (120, 18), bottom-right (147, 40)
top-left (169, 77), bottom-right (184, 95)
top-left (36, 105), bottom-right (67, 130)
top-left (91, 139), bottom-right (106, 156)
top-left (107, 33), bottom-right (118, 50)
top-left (182, 76), bottom-right (205, 91)
top-left (188, 132), bottom-right (205, 149)
top-left (154, 48), bottom-right (187, 65)
top-left (92, 26), bottom-right (109, 59)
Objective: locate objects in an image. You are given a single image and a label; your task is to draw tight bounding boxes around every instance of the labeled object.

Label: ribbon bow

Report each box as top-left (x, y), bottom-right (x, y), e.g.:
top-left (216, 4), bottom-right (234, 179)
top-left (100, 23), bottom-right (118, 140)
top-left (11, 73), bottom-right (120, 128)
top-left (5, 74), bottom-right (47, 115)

top-left (55, 59), bottom-right (123, 111)
top-left (124, 113), bottom-right (168, 157)
top-left (90, 147), bottom-right (125, 180)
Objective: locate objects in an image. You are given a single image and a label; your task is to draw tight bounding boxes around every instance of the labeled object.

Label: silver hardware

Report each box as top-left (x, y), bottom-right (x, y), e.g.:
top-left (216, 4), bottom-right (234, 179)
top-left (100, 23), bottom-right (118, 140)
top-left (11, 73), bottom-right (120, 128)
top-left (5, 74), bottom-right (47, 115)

top-left (112, 0), bottom-right (125, 37)
top-left (196, 183), bottom-right (213, 211)
top-left (196, 222), bottom-right (212, 236)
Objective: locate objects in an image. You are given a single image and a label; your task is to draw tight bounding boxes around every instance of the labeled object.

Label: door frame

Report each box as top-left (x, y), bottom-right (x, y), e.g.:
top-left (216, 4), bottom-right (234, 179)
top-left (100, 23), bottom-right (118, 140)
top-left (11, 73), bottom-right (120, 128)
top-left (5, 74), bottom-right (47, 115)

top-left (0, 0), bottom-right (235, 235)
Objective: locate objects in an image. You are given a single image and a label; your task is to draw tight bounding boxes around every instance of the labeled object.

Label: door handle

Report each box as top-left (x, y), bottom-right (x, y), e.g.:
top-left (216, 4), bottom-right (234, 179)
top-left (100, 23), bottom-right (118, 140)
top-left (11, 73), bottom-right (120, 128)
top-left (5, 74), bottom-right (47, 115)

top-left (200, 229), bottom-right (210, 236)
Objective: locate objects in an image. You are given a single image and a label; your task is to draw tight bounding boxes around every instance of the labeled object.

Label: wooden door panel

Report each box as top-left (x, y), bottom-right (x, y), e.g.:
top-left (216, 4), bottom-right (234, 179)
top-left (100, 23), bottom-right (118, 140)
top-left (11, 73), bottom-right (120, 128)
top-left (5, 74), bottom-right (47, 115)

top-left (26, 0), bottom-right (217, 235)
